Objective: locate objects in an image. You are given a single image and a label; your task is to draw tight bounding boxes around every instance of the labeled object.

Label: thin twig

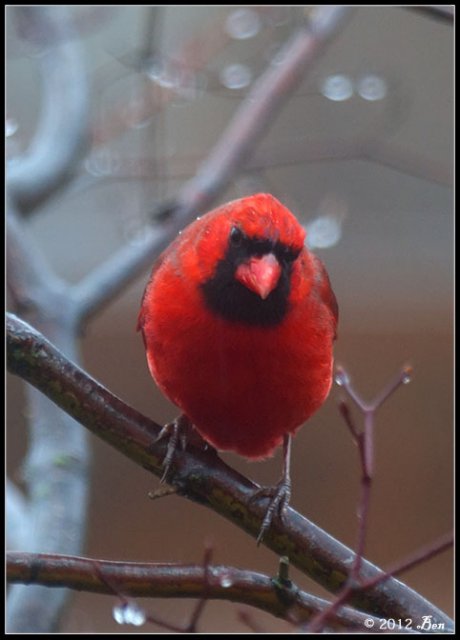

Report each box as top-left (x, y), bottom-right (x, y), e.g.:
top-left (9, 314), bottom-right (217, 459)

top-left (307, 365), bottom-right (429, 633)
top-left (307, 532), bottom-right (453, 634)
top-left (361, 532), bottom-right (453, 592)
top-left (185, 545), bottom-right (213, 632)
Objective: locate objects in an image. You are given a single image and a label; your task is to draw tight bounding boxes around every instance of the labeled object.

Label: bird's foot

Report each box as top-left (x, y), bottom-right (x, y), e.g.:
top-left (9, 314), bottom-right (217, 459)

top-left (251, 476), bottom-right (292, 545)
top-left (154, 414), bottom-right (192, 482)
top-left (154, 414), bottom-right (212, 482)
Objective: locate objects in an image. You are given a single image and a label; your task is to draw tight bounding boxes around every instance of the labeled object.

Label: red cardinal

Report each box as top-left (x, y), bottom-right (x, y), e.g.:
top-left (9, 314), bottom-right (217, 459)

top-left (138, 193), bottom-right (338, 542)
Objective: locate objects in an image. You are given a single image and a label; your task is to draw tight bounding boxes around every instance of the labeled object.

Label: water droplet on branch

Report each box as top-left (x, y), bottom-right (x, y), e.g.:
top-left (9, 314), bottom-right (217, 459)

top-left (401, 366), bottom-right (413, 384)
top-left (335, 368), bottom-right (350, 387)
top-left (219, 570), bottom-right (234, 588)
top-left (113, 602), bottom-right (147, 626)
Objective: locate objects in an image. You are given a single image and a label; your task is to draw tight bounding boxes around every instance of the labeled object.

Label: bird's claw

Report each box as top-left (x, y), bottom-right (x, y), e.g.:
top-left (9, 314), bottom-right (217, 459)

top-left (251, 478), bottom-right (292, 545)
top-left (154, 415), bottom-right (189, 482)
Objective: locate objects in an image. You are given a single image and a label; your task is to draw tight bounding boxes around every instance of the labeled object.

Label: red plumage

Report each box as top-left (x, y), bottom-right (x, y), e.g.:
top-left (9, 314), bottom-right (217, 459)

top-left (138, 193), bottom-right (338, 460)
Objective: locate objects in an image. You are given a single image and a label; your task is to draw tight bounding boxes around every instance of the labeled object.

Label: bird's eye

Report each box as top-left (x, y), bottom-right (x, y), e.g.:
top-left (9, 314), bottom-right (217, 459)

top-left (279, 245), bottom-right (300, 263)
top-left (230, 226), bottom-right (244, 247)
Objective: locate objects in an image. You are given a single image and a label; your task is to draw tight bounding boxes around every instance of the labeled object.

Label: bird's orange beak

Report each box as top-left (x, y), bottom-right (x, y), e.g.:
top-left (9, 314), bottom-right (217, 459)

top-left (235, 253), bottom-right (281, 300)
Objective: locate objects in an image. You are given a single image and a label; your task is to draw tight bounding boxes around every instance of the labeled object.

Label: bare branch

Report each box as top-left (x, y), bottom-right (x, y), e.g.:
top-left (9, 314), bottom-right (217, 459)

top-left (6, 551), bottom-right (408, 632)
top-left (7, 6), bottom-right (88, 211)
top-left (72, 6), bottom-right (353, 324)
top-left (6, 313), bottom-right (453, 631)
top-left (308, 531), bottom-right (453, 634)
top-left (308, 365), bottom-right (416, 632)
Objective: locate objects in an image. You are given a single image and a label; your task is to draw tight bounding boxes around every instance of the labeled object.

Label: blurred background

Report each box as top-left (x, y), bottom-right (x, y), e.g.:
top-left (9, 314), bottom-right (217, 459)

top-left (6, 5), bottom-right (453, 633)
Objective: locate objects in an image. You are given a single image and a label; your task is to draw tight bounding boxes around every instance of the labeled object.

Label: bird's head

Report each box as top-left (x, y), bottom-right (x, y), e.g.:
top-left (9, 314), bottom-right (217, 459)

top-left (185, 194), bottom-right (310, 327)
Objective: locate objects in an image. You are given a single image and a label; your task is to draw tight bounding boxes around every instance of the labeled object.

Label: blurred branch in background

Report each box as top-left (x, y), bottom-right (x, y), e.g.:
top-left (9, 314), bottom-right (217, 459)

top-left (6, 5), bottom-right (354, 632)
top-left (72, 6), bottom-right (353, 325)
top-left (407, 5), bottom-right (454, 23)
top-left (6, 199), bottom-right (91, 631)
top-left (7, 6), bottom-right (89, 212)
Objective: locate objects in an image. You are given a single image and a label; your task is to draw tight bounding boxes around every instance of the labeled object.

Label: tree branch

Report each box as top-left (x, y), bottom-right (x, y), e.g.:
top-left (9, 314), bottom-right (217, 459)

top-left (6, 551), bottom-right (412, 633)
top-left (6, 313), bottom-right (454, 631)
top-left (307, 366), bottom-right (449, 632)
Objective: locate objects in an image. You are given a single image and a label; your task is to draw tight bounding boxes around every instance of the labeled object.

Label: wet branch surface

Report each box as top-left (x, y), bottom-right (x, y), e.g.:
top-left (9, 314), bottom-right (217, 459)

top-left (7, 551), bottom-right (398, 632)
